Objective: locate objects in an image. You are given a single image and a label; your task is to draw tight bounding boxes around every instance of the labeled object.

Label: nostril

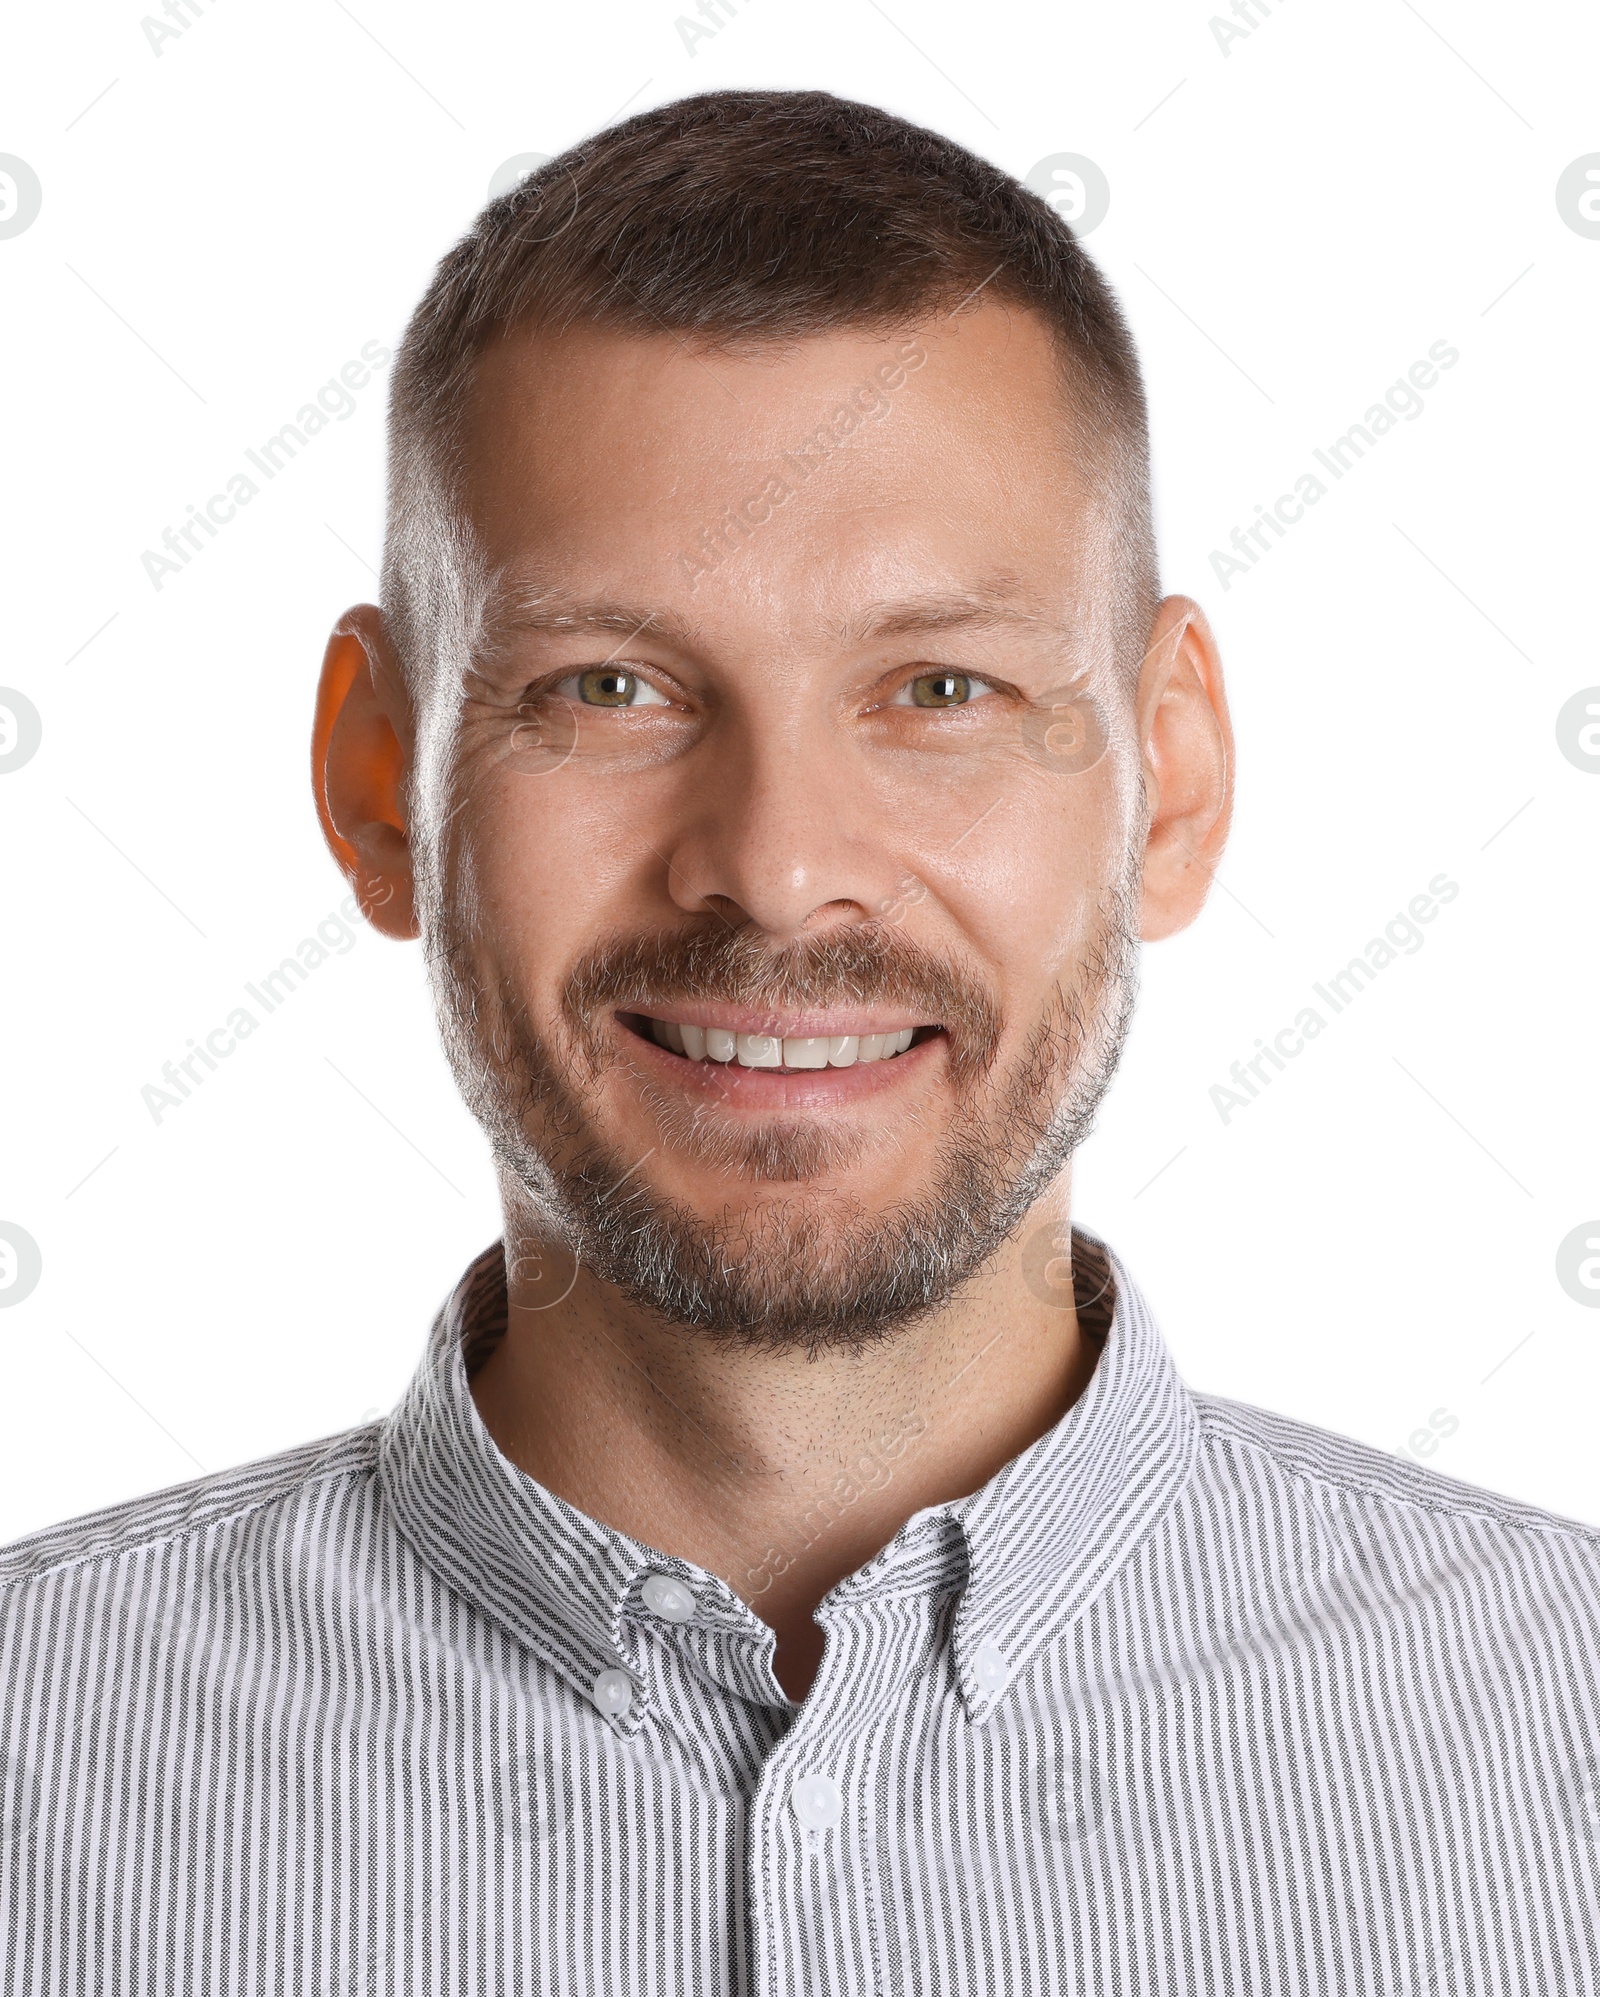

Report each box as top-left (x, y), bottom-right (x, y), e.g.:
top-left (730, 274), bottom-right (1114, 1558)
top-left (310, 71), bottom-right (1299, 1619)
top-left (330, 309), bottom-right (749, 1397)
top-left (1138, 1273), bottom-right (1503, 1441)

top-left (685, 891), bottom-right (747, 926)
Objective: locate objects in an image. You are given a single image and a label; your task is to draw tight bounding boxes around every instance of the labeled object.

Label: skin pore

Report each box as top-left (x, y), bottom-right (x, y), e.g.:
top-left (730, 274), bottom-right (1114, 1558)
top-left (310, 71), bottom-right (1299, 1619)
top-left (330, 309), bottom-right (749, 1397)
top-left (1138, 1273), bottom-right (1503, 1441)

top-left (313, 300), bottom-right (1232, 1700)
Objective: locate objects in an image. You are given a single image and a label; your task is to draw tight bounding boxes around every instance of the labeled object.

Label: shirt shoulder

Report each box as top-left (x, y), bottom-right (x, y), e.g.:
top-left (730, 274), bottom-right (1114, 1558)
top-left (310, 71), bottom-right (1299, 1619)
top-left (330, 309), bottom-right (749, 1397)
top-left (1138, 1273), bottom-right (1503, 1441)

top-left (1193, 1389), bottom-right (1600, 1563)
top-left (0, 1420), bottom-right (383, 1595)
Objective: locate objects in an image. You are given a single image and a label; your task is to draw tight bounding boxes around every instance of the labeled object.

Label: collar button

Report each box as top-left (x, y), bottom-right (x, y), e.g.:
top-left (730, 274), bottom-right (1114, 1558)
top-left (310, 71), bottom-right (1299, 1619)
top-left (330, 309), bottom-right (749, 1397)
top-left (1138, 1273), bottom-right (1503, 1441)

top-left (641, 1572), bottom-right (696, 1623)
top-left (974, 1637), bottom-right (1011, 1694)
top-left (592, 1667), bottom-right (634, 1717)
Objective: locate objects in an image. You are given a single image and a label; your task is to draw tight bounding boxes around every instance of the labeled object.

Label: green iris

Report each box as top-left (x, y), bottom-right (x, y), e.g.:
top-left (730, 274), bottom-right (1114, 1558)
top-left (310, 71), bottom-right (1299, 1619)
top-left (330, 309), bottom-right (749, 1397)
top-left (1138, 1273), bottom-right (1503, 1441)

top-left (909, 672), bottom-right (971, 707)
top-left (577, 668), bottom-right (638, 706)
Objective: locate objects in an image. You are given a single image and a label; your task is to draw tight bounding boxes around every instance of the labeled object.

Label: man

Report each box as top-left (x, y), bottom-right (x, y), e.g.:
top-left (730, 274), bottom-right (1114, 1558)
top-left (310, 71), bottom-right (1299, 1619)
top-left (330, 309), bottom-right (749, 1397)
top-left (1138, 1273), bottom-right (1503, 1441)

top-left (3, 88), bottom-right (1597, 1995)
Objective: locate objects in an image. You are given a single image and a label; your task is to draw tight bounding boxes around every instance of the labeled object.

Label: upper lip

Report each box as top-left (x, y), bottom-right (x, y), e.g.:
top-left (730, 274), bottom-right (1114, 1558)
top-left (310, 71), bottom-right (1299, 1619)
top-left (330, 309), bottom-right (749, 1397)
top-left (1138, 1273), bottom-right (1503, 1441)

top-left (623, 1004), bottom-right (937, 1039)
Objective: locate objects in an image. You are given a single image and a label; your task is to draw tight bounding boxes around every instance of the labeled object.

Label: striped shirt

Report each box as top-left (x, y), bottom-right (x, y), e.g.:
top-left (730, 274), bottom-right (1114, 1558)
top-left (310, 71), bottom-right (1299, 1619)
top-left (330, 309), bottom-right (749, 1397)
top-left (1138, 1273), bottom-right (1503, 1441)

top-left (4, 1228), bottom-right (1600, 1994)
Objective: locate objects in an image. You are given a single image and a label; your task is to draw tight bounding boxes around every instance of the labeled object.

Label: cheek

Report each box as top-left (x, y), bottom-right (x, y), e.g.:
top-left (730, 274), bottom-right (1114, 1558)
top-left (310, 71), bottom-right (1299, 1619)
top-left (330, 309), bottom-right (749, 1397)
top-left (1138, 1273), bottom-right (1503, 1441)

top-left (450, 777), bottom-right (635, 982)
top-left (932, 765), bottom-right (1128, 974)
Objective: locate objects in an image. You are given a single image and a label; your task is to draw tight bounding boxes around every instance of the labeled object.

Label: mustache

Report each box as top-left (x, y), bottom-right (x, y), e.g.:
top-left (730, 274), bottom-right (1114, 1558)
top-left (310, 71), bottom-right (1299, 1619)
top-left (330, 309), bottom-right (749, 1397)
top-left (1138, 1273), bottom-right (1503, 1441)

top-left (560, 920), bottom-right (1002, 1081)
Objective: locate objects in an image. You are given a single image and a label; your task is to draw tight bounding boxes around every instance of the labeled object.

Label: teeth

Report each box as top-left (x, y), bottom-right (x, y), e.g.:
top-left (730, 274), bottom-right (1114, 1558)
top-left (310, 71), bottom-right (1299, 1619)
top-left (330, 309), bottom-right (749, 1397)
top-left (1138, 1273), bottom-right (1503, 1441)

top-left (735, 1032), bottom-right (782, 1068)
top-left (647, 1019), bottom-right (921, 1069)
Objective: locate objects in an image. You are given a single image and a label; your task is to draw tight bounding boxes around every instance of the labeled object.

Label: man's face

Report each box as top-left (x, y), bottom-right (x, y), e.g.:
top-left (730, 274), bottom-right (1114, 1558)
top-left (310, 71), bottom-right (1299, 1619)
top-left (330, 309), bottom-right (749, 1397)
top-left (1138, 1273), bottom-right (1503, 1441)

top-left (421, 302), bottom-right (1149, 1346)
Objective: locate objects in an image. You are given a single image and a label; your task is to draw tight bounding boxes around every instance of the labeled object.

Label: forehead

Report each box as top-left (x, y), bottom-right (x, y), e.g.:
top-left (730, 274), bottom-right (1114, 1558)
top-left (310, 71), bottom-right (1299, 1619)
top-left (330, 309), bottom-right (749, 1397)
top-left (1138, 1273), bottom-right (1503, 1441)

top-left (459, 302), bottom-right (1108, 649)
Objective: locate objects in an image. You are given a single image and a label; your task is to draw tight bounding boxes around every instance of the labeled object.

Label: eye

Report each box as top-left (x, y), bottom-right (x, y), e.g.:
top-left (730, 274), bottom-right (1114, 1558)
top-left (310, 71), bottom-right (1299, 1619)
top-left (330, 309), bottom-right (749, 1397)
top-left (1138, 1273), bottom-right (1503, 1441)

top-left (890, 671), bottom-right (997, 708)
top-left (559, 667), bottom-right (672, 708)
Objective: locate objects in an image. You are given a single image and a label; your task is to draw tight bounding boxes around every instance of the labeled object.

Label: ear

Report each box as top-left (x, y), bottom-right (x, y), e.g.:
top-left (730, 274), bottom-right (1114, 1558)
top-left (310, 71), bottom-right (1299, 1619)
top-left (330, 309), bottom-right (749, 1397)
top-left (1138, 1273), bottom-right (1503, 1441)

top-left (311, 603), bottom-right (420, 940)
top-left (1134, 595), bottom-right (1234, 942)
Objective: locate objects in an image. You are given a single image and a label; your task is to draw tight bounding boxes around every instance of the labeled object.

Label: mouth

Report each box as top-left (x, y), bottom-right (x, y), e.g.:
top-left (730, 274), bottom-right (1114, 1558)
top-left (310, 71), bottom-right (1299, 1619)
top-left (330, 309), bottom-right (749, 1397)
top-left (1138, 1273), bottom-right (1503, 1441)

top-left (618, 1008), bottom-right (940, 1073)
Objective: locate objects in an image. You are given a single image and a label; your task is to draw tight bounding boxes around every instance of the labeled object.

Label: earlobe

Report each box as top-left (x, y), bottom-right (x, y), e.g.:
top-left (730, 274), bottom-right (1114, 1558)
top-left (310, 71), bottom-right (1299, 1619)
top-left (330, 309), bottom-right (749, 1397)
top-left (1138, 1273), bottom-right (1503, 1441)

top-left (311, 604), bottom-right (420, 940)
top-left (1134, 596), bottom-right (1234, 943)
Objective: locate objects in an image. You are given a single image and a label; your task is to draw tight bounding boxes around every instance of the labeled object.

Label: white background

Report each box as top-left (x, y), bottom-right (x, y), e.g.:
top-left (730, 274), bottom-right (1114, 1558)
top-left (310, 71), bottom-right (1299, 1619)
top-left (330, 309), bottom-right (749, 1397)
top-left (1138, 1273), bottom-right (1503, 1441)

top-left (1, 0), bottom-right (1596, 1543)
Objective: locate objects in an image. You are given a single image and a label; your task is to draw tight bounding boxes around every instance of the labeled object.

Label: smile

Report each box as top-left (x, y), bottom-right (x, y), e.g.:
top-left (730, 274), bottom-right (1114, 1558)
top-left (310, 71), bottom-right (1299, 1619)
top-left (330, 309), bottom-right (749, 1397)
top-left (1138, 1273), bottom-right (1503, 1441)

top-left (621, 1011), bottom-right (935, 1072)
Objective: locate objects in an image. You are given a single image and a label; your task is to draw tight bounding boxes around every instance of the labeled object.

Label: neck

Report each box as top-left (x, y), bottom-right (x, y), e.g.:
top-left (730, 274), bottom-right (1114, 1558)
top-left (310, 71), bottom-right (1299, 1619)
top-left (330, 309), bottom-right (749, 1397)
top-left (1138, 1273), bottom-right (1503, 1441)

top-left (467, 1188), bottom-right (1100, 1700)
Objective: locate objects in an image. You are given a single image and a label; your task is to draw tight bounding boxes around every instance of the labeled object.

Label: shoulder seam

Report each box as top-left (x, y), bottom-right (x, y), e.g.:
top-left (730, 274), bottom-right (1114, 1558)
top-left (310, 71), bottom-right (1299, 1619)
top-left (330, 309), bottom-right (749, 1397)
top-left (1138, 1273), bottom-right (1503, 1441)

top-left (0, 1431), bottom-right (380, 1592)
top-left (1196, 1402), bottom-right (1600, 1549)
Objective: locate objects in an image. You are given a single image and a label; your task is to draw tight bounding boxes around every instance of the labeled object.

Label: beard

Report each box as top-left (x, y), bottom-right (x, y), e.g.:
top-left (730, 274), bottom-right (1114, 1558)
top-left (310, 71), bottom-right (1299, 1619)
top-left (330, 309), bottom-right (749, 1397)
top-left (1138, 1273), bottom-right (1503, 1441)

top-left (422, 864), bottom-right (1141, 1356)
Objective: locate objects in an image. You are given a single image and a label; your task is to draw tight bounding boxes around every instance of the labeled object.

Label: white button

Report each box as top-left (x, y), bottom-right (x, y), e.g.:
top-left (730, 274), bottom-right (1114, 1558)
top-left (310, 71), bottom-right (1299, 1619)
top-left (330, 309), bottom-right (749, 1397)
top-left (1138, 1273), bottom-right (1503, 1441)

top-left (641, 1572), bottom-right (696, 1623)
top-left (974, 1638), bottom-right (1010, 1694)
top-left (592, 1667), bottom-right (633, 1716)
top-left (790, 1772), bottom-right (843, 1830)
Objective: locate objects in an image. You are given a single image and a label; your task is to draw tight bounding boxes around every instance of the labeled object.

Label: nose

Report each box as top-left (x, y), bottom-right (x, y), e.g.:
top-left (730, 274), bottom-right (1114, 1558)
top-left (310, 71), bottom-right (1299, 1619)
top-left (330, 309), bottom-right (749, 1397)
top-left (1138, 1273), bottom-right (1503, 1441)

top-left (659, 711), bottom-right (902, 945)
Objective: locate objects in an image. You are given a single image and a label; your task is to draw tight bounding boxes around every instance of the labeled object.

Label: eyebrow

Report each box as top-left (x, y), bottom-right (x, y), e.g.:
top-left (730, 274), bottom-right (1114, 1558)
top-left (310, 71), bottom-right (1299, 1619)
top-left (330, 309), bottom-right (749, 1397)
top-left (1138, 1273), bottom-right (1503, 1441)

top-left (476, 592), bottom-right (701, 674)
top-left (836, 591), bottom-right (1058, 644)
top-left (483, 583), bottom-right (1059, 654)
top-left (487, 595), bottom-right (693, 643)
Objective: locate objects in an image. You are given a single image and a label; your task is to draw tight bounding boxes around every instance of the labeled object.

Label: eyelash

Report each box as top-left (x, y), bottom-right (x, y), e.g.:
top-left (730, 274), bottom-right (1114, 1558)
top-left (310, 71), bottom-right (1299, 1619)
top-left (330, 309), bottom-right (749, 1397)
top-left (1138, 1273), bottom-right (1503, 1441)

top-left (535, 665), bottom-right (1004, 713)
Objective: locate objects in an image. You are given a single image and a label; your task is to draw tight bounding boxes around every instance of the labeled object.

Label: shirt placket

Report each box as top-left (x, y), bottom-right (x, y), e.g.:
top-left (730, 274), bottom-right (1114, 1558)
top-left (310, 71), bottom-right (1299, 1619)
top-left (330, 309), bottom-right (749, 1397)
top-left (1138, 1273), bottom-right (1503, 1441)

top-left (744, 1555), bottom-right (963, 1997)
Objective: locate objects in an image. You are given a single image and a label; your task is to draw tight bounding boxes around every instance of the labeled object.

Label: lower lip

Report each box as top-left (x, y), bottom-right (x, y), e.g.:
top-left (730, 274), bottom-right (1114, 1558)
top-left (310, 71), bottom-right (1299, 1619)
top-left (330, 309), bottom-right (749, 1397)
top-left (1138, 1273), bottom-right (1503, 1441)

top-left (618, 1022), bottom-right (942, 1108)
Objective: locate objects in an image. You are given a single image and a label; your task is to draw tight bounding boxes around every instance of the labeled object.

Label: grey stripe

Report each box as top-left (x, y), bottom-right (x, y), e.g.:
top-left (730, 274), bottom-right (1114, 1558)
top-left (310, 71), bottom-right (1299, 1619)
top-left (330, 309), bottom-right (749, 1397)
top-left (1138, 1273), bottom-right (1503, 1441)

top-left (4, 1231), bottom-right (1599, 1993)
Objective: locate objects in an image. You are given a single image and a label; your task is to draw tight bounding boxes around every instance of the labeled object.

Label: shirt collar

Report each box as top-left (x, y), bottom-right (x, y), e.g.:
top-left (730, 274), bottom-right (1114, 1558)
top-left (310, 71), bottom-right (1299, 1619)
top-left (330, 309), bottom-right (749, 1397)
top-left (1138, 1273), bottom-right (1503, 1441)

top-left (377, 1256), bottom-right (683, 1735)
top-left (947, 1223), bottom-right (1199, 1721)
top-left (376, 1225), bottom-right (1198, 1729)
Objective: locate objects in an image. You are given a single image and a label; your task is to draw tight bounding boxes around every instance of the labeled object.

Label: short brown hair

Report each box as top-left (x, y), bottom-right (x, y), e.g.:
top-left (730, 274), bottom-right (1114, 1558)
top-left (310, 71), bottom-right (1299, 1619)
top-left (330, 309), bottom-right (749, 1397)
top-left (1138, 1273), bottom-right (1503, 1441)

top-left (382, 88), bottom-right (1157, 699)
